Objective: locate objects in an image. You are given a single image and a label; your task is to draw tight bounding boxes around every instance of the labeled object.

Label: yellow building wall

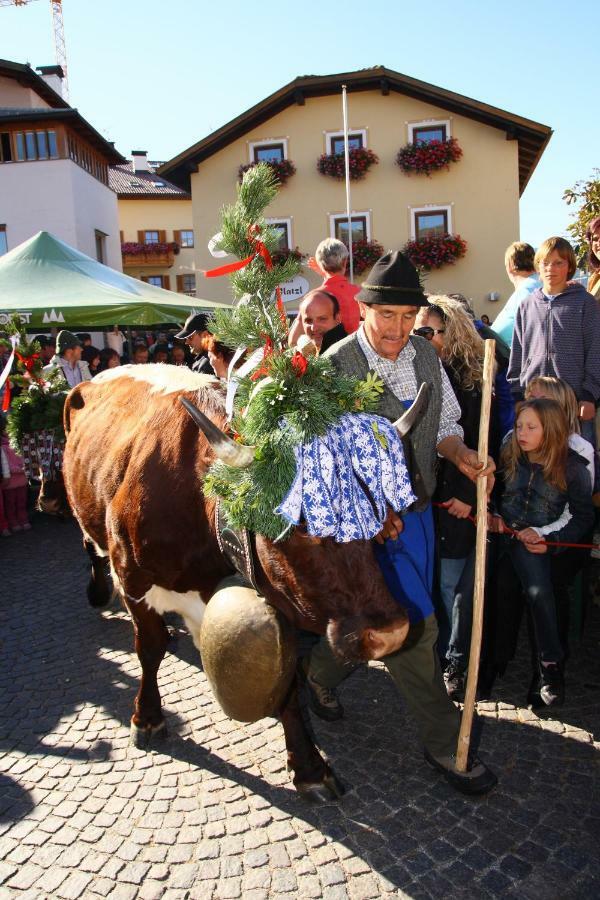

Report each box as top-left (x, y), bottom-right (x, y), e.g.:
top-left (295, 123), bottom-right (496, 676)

top-left (117, 197), bottom-right (196, 292)
top-left (190, 91), bottom-right (520, 315)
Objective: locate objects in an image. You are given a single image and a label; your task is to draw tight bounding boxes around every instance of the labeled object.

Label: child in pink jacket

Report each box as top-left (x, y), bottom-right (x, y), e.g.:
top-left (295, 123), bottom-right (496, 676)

top-left (0, 424), bottom-right (30, 534)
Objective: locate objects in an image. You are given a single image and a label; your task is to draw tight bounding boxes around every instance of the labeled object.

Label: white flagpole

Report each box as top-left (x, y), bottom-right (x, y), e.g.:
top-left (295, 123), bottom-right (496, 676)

top-left (342, 85), bottom-right (354, 282)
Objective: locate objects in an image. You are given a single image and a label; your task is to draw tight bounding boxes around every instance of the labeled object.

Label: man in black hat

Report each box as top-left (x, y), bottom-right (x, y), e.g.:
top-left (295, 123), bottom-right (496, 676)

top-left (33, 335), bottom-right (56, 366)
top-left (175, 313), bottom-right (215, 375)
top-left (304, 250), bottom-right (497, 796)
top-left (42, 330), bottom-right (92, 387)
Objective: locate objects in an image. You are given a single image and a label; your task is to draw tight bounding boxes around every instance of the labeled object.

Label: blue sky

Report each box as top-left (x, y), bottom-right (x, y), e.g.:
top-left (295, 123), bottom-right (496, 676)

top-left (2, 0), bottom-right (597, 248)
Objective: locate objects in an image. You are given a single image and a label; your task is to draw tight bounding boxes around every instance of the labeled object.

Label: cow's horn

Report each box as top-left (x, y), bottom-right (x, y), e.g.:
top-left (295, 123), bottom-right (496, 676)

top-left (181, 397), bottom-right (256, 467)
top-left (392, 382), bottom-right (429, 437)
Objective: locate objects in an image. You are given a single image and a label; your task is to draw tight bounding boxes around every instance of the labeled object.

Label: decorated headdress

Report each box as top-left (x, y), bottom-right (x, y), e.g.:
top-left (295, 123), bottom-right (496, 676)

top-left (183, 164), bottom-right (419, 541)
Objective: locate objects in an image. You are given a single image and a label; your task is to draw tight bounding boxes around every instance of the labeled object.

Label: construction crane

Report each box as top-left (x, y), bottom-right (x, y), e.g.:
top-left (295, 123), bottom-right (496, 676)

top-left (0, 0), bottom-right (69, 100)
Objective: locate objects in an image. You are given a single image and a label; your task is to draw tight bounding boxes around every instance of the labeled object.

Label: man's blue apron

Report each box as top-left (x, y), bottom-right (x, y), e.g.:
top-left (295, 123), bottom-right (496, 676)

top-left (373, 398), bottom-right (435, 624)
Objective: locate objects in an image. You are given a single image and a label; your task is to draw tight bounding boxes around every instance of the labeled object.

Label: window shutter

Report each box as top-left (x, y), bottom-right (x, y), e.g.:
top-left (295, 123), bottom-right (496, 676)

top-left (119, 230), bottom-right (124, 243)
top-left (162, 275), bottom-right (171, 290)
top-left (137, 230), bottom-right (145, 244)
top-left (140, 276), bottom-right (149, 283)
top-left (159, 230), bottom-right (167, 243)
top-left (173, 230), bottom-right (181, 246)
top-left (176, 275), bottom-right (184, 292)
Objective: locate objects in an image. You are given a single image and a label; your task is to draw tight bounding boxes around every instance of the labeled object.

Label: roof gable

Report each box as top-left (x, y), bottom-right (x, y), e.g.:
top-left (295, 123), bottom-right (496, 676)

top-left (159, 66), bottom-right (551, 195)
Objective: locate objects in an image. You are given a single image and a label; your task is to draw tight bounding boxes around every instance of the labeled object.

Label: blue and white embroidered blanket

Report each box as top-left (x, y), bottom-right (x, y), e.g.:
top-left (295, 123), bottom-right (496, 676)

top-left (275, 413), bottom-right (416, 543)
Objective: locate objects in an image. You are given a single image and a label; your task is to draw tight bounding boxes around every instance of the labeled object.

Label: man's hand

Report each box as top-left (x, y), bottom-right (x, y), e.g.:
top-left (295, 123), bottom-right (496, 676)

top-left (375, 507), bottom-right (404, 544)
top-left (455, 446), bottom-right (495, 495)
top-left (524, 541), bottom-right (547, 554)
top-left (517, 527), bottom-right (543, 544)
top-left (443, 498), bottom-right (472, 519)
top-left (579, 400), bottom-right (595, 422)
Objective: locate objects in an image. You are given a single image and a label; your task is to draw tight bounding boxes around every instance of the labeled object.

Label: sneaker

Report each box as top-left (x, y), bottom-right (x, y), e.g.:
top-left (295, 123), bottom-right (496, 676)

top-left (540, 663), bottom-right (564, 707)
top-left (305, 672), bottom-right (344, 721)
top-left (526, 672), bottom-right (543, 709)
top-left (443, 665), bottom-right (465, 703)
top-left (424, 748), bottom-right (498, 796)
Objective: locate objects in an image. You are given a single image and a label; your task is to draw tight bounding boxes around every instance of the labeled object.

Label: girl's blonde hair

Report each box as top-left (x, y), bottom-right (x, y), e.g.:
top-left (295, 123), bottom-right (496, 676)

top-left (425, 294), bottom-right (485, 389)
top-left (502, 398), bottom-right (569, 491)
top-left (525, 376), bottom-right (580, 434)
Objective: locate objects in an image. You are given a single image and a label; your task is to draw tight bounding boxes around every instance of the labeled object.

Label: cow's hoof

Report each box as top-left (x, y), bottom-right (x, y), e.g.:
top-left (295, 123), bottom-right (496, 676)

top-left (296, 772), bottom-right (346, 804)
top-left (130, 720), bottom-right (167, 750)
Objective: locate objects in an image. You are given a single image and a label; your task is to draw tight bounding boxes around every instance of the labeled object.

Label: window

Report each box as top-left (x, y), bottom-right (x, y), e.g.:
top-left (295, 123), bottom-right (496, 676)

top-left (408, 119), bottom-right (451, 144)
top-left (94, 229), bottom-right (107, 264)
top-left (0, 226), bottom-right (7, 256)
top-left (14, 130), bottom-right (59, 161)
top-left (182, 274), bottom-right (196, 293)
top-left (411, 206), bottom-right (452, 240)
top-left (265, 219), bottom-right (291, 251)
top-left (146, 275), bottom-right (163, 287)
top-left (249, 139), bottom-right (287, 163)
top-left (327, 130), bottom-right (366, 155)
top-left (144, 231), bottom-right (160, 244)
top-left (179, 230), bottom-right (194, 248)
top-left (0, 133), bottom-right (13, 163)
top-left (330, 212), bottom-right (371, 244)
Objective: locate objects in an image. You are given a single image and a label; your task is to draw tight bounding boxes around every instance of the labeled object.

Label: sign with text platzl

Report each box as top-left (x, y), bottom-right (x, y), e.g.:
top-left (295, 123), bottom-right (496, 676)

top-left (271, 276), bottom-right (310, 304)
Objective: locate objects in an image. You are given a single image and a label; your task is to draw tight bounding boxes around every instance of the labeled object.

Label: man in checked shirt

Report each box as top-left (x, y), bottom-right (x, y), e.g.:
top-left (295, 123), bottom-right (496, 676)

top-left (304, 251), bottom-right (498, 796)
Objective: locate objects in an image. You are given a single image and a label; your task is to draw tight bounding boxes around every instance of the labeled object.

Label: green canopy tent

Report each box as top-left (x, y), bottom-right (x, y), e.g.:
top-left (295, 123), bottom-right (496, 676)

top-left (0, 231), bottom-right (230, 328)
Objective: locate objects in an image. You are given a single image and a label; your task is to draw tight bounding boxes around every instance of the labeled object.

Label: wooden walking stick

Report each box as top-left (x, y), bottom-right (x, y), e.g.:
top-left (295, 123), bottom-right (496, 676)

top-left (456, 338), bottom-right (496, 772)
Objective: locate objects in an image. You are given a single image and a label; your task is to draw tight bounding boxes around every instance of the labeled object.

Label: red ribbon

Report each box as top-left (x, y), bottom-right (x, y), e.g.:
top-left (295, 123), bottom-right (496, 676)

top-left (249, 336), bottom-right (274, 382)
top-left (1, 380), bottom-right (10, 412)
top-left (202, 225), bottom-right (288, 330)
top-left (432, 501), bottom-right (600, 551)
top-left (16, 351), bottom-right (40, 374)
top-left (291, 351), bottom-right (308, 377)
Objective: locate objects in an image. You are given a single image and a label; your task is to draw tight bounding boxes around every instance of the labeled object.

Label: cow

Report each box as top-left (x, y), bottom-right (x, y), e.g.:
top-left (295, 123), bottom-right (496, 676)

top-left (63, 364), bottom-right (413, 802)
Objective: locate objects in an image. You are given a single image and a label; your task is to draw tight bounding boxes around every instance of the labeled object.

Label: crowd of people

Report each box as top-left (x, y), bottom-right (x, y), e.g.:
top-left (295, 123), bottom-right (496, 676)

top-left (2, 223), bottom-right (600, 795)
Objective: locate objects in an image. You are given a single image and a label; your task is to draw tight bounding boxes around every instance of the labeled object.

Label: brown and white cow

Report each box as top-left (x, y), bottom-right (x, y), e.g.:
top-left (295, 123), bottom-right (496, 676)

top-left (63, 364), bottom-right (410, 801)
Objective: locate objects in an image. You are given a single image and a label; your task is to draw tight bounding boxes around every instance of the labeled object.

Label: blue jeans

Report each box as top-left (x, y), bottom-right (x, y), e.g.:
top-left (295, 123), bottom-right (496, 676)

top-left (507, 540), bottom-right (563, 664)
top-left (445, 551), bottom-right (476, 670)
top-left (437, 556), bottom-right (469, 659)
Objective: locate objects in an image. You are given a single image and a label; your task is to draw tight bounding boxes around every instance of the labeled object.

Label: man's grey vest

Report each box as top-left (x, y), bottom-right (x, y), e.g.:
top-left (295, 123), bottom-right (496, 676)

top-left (324, 333), bottom-right (442, 505)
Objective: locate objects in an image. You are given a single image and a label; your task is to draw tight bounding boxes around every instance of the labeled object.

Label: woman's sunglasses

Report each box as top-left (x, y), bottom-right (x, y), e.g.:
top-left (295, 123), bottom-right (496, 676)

top-left (413, 326), bottom-right (445, 340)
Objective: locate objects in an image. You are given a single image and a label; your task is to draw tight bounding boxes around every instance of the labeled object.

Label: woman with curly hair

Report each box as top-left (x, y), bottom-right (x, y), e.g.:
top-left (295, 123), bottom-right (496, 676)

top-left (586, 216), bottom-right (600, 299)
top-left (414, 296), bottom-right (499, 699)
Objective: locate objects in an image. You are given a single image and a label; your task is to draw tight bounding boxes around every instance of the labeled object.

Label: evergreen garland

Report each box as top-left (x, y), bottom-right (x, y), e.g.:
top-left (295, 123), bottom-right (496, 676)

top-left (0, 314), bottom-right (67, 449)
top-left (201, 163), bottom-right (384, 538)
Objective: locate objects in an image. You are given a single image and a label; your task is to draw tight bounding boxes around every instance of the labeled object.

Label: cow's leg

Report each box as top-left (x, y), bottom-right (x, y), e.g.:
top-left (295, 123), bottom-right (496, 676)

top-left (279, 672), bottom-right (345, 803)
top-left (84, 540), bottom-right (112, 608)
top-left (122, 595), bottom-right (170, 749)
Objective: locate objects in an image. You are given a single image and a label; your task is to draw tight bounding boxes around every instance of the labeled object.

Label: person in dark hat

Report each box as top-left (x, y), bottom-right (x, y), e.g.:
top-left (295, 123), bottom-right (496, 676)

top-left (33, 335), bottom-right (56, 366)
top-left (175, 313), bottom-right (215, 375)
top-left (304, 250), bottom-right (498, 796)
top-left (42, 330), bottom-right (92, 387)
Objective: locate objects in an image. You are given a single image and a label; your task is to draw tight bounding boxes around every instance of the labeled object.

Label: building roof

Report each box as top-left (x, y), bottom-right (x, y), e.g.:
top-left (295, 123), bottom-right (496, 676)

top-left (109, 162), bottom-right (190, 199)
top-left (159, 65), bottom-right (552, 195)
top-left (0, 58), bottom-right (69, 109)
top-left (0, 107), bottom-right (125, 164)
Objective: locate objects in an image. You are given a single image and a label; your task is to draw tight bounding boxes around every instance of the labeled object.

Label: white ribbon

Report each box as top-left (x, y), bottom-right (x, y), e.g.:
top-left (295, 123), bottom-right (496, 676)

top-left (225, 346), bottom-right (264, 421)
top-left (207, 232), bottom-right (228, 259)
top-left (0, 335), bottom-right (18, 394)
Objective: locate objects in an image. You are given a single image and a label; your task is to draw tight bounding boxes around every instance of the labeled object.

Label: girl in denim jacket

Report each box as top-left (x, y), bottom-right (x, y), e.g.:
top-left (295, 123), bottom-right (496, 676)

top-left (492, 399), bottom-right (594, 707)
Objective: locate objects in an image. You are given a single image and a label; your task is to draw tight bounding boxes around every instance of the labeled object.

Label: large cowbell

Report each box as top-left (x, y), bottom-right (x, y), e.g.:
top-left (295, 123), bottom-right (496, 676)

top-left (200, 575), bottom-right (297, 723)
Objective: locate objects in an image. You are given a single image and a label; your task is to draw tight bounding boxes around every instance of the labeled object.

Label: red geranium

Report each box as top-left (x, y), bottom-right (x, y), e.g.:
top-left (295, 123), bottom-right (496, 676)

top-left (403, 234), bottom-right (467, 271)
top-left (396, 137), bottom-right (463, 176)
top-left (238, 159), bottom-right (296, 185)
top-left (317, 148), bottom-right (379, 181)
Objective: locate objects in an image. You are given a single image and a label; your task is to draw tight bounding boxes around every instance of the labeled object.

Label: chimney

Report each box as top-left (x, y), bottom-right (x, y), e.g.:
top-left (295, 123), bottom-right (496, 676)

top-left (36, 65), bottom-right (65, 99)
top-left (131, 150), bottom-right (149, 173)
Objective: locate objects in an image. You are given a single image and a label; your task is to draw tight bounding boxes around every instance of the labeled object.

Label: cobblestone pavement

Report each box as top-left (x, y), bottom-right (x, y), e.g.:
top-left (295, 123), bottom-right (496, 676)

top-left (1, 514), bottom-right (599, 900)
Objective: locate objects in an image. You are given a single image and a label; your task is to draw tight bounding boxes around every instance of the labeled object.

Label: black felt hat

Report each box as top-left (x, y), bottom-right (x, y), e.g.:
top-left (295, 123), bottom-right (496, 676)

top-left (357, 251), bottom-right (428, 307)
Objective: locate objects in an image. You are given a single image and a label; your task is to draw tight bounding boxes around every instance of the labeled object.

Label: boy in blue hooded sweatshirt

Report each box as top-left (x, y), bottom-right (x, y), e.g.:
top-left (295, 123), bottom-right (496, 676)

top-left (507, 236), bottom-right (600, 447)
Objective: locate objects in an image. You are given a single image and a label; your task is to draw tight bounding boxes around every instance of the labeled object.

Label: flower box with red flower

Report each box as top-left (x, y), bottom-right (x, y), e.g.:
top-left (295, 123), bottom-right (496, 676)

top-left (396, 137), bottom-right (463, 176)
top-left (121, 241), bottom-right (180, 267)
top-left (238, 159), bottom-right (296, 185)
top-left (316, 148), bottom-right (379, 181)
top-left (349, 239), bottom-right (384, 275)
top-left (403, 233), bottom-right (467, 271)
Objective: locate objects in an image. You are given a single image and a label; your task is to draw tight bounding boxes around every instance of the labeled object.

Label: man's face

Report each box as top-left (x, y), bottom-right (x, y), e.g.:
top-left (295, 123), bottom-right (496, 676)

top-left (300, 293), bottom-right (339, 349)
top-left (71, 345), bottom-right (82, 363)
top-left (41, 345), bottom-right (55, 363)
top-left (360, 303), bottom-right (419, 361)
top-left (133, 348), bottom-right (149, 364)
top-left (184, 330), bottom-right (208, 355)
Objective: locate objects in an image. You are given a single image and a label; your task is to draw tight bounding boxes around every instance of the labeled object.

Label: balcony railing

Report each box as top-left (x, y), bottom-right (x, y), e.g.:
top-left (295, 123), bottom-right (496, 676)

top-left (121, 241), bottom-right (179, 268)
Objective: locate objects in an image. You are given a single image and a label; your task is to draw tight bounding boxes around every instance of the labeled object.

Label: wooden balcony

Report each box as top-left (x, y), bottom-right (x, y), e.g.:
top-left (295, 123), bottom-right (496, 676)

top-left (121, 242), bottom-right (176, 269)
